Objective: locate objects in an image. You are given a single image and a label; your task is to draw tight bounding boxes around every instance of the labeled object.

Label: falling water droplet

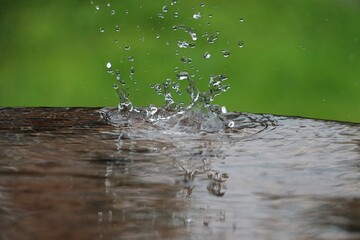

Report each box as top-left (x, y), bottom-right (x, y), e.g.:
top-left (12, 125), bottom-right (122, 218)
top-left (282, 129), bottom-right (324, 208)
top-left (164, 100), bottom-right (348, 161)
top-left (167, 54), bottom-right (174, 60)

top-left (193, 12), bottom-right (201, 19)
top-left (204, 52), bottom-right (211, 59)
top-left (128, 56), bottom-right (134, 62)
top-left (222, 50), bottom-right (230, 57)
top-left (238, 41), bottom-right (244, 48)
top-left (99, 27), bottom-right (105, 33)
top-left (177, 71), bottom-right (189, 81)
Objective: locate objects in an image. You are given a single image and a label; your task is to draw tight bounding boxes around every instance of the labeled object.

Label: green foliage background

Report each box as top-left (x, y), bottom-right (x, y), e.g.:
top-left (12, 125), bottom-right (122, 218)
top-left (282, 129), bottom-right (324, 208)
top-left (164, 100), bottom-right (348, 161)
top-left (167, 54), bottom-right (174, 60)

top-left (0, 0), bottom-right (359, 122)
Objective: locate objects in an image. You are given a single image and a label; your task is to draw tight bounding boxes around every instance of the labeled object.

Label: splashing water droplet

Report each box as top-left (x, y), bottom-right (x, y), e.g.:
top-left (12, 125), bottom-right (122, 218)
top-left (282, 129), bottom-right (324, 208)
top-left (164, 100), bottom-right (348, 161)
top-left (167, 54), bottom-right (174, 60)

top-left (107, 3), bottom-right (111, 7)
top-left (95, 5), bottom-right (100, 11)
top-left (193, 12), bottom-right (201, 19)
top-left (106, 62), bottom-right (112, 69)
top-left (177, 72), bottom-right (189, 81)
top-left (204, 52), bottom-right (211, 59)
top-left (177, 40), bottom-right (189, 49)
top-left (174, 12), bottom-right (179, 18)
top-left (239, 17), bottom-right (244, 23)
top-left (222, 50), bottom-right (230, 57)
top-left (189, 31), bottom-right (197, 41)
top-left (207, 35), bottom-right (217, 44)
top-left (99, 27), bottom-right (105, 33)
top-left (125, 45), bottom-right (130, 51)
top-left (238, 41), bottom-right (244, 48)
top-left (128, 56), bottom-right (134, 62)
top-left (162, 6), bottom-right (168, 12)
top-left (111, 10), bottom-right (116, 15)
top-left (158, 13), bottom-right (164, 18)
top-left (113, 84), bottom-right (119, 90)
top-left (171, 0), bottom-right (177, 5)
top-left (115, 25), bottom-right (120, 32)
top-left (200, 3), bottom-right (205, 7)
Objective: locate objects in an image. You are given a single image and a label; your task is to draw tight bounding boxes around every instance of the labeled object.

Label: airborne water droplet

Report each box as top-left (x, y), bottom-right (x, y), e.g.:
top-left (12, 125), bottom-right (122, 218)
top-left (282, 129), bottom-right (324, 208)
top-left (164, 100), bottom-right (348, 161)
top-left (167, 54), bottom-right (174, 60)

top-left (193, 12), bottom-right (201, 19)
top-left (222, 50), bottom-right (230, 57)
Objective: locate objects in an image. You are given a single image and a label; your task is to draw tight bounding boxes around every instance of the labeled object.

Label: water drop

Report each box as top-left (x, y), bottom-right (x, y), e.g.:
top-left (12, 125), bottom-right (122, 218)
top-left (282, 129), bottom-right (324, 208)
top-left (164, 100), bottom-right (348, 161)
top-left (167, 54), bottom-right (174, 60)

top-left (156, 34), bottom-right (160, 39)
top-left (193, 12), bottom-right (201, 19)
top-left (130, 66), bottom-right (135, 76)
top-left (113, 84), bottom-right (119, 90)
top-left (208, 13), bottom-right (213, 18)
top-left (189, 31), bottom-right (197, 41)
top-left (115, 25), bottom-right (120, 32)
top-left (177, 71), bottom-right (189, 81)
top-left (128, 56), bottom-right (134, 62)
top-left (107, 3), bottom-right (111, 7)
top-left (111, 10), bottom-right (116, 15)
top-left (125, 10), bottom-right (129, 14)
top-left (177, 40), bottom-right (189, 48)
top-left (238, 41), bottom-right (244, 48)
top-left (95, 5), bottom-right (100, 11)
top-left (207, 35), bottom-right (217, 44)
top-left (222, 50), bottom-right (230, 57)
top-left (99, 27), bottom-right (105, 33)
top-left (204, 52), bottom-right (211, 59)
top-left (200, 3), bottom-right (205, 7)
top-left (239, 17), bottom-right (244, 23)
top-left (162, 6), bottom-right (168, 12)
top-left (125, 45), bottom-right (130, 51)
top-left (171, 0), bottom-right (177, 5)
top-left (115, 39), bottom-right (118, 44)
top-left (228, 121), bottom-right (235, 128)
top-left (174, 12), bottom-right (179, 18)
top-left (106, 62), bottom-right (112, 69)
top-left (158, 13), bottom-right (164, 18)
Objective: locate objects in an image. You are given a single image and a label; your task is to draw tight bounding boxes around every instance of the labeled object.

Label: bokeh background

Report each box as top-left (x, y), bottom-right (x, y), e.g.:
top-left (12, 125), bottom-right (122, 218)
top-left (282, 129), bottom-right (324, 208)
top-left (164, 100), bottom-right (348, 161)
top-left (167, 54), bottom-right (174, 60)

top-left (0, 0), bottom-right (359, 122)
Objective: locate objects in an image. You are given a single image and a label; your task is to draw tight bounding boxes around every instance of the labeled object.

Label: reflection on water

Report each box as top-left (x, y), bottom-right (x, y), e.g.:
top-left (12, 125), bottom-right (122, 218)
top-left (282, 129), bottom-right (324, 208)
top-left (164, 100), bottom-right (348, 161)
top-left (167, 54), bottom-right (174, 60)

top-left (0, 108), bottom-right (360, 239)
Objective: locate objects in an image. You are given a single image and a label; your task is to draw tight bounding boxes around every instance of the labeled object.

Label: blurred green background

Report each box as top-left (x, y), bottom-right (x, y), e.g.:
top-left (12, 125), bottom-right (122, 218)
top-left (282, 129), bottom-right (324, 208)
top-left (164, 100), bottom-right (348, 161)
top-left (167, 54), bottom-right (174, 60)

top-left (0, 0), bottom-right (359, 122)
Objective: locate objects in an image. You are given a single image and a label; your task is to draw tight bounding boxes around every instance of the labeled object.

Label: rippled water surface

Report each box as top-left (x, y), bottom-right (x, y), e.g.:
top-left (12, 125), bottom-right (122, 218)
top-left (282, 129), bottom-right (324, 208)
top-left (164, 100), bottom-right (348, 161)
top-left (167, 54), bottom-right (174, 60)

top-left (0, 108), bottom-right (359, 239)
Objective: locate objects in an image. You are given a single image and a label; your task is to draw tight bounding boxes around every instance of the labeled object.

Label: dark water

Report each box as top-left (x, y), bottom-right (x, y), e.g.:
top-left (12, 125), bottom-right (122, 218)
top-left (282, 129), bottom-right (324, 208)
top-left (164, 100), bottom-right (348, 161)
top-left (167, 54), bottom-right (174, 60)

top-left (0, 108), bottom-right (359, 239)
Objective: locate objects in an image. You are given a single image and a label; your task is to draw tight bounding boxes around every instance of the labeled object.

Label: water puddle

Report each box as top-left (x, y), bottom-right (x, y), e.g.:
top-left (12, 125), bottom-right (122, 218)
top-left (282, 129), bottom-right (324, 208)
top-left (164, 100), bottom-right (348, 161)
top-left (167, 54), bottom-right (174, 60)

top-left (0, 107), bottom-right (359, 239)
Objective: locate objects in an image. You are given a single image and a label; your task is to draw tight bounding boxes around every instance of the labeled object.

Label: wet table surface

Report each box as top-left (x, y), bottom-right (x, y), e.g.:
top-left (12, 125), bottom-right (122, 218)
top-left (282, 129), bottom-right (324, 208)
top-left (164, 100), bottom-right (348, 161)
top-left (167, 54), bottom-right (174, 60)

top-left (0, 107), bottom-right (360, 240)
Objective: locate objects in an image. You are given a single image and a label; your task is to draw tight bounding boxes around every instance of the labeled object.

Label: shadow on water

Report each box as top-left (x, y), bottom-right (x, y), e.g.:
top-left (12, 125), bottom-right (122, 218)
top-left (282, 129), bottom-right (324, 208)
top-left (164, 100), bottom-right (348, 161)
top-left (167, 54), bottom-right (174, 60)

top-left (0, 107), bottom-right (360, 239)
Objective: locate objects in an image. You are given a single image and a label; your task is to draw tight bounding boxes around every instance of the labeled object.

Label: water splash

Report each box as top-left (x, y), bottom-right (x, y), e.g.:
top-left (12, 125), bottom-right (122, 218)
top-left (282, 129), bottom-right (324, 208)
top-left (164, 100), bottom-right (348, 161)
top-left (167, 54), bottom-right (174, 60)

top-left (101, 1), bottom-right (246, 131)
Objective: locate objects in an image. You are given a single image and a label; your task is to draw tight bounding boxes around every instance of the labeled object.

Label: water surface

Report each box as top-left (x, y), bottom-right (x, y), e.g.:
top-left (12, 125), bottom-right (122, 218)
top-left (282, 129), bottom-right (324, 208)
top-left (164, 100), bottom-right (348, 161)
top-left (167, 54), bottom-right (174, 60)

top-left (0, 107), bottom-right (359, 239)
